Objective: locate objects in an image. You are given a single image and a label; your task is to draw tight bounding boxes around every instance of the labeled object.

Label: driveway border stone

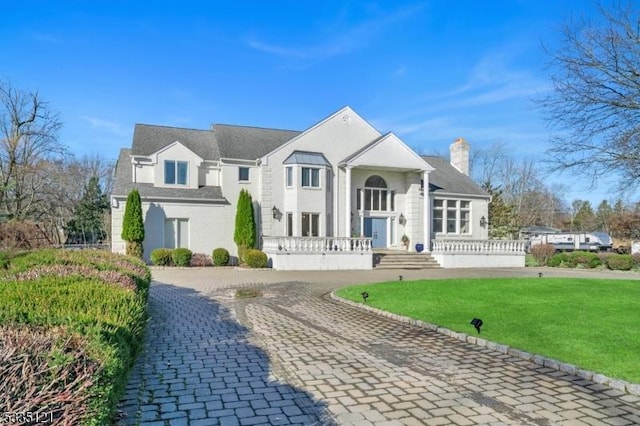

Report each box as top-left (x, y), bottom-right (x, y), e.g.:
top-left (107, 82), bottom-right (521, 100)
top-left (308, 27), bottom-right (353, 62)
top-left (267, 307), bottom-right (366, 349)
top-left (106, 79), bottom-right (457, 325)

top-left (330, 291), bottom-right (640, 397)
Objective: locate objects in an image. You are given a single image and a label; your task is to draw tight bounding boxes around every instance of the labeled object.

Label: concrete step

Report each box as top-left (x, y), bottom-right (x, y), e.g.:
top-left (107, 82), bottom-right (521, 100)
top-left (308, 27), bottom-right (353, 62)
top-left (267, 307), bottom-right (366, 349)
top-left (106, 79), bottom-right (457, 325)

top-left (374, 252), bottom-right (441, 269)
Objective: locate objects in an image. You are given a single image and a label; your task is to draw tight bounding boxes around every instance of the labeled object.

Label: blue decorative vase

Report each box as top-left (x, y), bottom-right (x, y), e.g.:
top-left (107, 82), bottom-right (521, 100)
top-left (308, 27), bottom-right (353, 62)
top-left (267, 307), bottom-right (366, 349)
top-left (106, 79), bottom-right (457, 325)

top-left (415, 243), bottom-right (424, 253)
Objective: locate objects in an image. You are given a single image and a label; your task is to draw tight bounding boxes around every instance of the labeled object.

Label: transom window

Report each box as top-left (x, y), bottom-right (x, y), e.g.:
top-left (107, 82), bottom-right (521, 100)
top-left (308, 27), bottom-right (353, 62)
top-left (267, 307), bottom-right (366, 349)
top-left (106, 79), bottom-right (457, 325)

top-left (164, 160), bottom-right (188, 185)
top-left (433, 199), bottom-right (471, 234)
top-left (302, 168), bottom-right (320, 188)
top-left (238, 167), bottom-right (250, 182)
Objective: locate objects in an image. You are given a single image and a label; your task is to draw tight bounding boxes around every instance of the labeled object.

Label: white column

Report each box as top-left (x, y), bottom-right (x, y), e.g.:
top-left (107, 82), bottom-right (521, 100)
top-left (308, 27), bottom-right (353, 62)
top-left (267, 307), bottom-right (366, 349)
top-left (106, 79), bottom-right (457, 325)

top-left (423, 170), bottom-right (431, 251)
top-left (345, 166), bottom-right (352, 237)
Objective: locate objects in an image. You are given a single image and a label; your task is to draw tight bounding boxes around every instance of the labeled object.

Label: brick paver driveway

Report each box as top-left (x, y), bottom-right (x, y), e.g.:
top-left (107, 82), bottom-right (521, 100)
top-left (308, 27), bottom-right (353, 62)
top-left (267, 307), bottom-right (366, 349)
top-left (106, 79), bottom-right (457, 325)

top-left (119, 268), bottom-right (640, 425)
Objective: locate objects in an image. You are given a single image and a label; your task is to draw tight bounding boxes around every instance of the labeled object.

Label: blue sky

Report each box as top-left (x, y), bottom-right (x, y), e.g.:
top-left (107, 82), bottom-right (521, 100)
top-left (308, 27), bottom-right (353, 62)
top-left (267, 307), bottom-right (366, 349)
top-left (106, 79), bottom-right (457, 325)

top-left (1, 1), bottom-right (615, 203)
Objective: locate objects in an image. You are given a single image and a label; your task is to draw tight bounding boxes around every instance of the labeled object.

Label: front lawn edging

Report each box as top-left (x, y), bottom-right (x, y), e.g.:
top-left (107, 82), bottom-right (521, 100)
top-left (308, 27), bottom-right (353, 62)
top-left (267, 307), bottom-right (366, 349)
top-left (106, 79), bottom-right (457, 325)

top-left (330, 291), bottom-right (640, 397)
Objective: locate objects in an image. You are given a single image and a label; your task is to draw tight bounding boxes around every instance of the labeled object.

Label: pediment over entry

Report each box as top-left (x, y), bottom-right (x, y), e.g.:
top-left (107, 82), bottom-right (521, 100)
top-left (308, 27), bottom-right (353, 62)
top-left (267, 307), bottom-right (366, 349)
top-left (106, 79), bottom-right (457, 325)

top-left (339, 133), bottom-right (434, 172)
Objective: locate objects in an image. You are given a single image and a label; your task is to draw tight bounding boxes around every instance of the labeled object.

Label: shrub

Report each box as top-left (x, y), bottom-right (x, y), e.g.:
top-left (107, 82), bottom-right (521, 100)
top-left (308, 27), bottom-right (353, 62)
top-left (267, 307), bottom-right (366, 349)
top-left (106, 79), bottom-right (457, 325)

top-left (0, 248), bottom-right (150, 424)
top-left (0, 251), bottom-right (9, 269)
top-left (121, 189), bottom-right (145, 258)
top-left (549, 252), bottom-right (569, 267)
top-left (606, 254), bottom-right (634, 271)
top-left (234, 189), bottom-right (256, 262)
top-left (190, 253), bottom-right (213, 267)
top-left (568, 251), bottom-right (601, 269)
top-left (0, 325), bottom-right (100, 424)
top-left (171, 248), bottom-right (192, 267)
top-left (244, 249), bottom-right (268, 268)
top-left (212, 248), bottom-right (230, 266)
top-left (530, 244), bottom-right (556, 266)
top-left (150, 248), bottom-right (173, 266)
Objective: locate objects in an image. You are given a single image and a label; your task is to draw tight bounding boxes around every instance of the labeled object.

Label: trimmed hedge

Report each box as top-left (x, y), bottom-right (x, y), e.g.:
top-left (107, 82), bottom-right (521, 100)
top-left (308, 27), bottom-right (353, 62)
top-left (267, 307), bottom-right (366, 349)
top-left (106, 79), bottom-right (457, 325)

top-left (150, 248), bottom-right (173, 266)
top-left (0, 249), bottom-right (150, 425)
top-left (171, 248), bottom-right (192, 267)
top-left (548, 251), bottom-right (601, 268)
top-left (212, 248), bottom-right (230, 266)
top-left (244, 249), bottom-right (268, 268)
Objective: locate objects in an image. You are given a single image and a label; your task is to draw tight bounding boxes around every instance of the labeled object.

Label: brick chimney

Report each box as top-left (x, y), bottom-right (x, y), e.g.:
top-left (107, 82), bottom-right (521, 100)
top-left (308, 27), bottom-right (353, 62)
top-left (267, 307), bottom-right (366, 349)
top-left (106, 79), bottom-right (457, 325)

top-left (449, 137), bottom-right (470, 176)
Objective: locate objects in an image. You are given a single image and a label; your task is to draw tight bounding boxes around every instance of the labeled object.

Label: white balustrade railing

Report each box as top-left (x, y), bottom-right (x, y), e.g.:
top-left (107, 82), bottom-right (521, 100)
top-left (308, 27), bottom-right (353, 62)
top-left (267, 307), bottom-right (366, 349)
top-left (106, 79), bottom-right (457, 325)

top-left (262, 236), bottom-right (373, 253)
top-left (432, 239), bottom-right (525, 254)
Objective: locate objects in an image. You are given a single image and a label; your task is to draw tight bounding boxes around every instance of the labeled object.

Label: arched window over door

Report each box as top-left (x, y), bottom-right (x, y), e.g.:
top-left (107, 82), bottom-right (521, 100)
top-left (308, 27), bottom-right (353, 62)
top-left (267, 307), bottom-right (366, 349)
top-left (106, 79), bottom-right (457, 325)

top-left (364, 175), bottom-right (388, 211)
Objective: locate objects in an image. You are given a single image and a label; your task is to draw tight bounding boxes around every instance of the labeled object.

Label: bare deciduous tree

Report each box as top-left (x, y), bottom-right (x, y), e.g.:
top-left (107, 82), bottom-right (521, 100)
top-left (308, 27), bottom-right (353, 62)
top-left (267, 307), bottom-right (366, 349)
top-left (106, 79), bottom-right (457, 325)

top-left (0, 81), bottom-right (64, 220)
top-left (540, 1), bottom-right (640, 188)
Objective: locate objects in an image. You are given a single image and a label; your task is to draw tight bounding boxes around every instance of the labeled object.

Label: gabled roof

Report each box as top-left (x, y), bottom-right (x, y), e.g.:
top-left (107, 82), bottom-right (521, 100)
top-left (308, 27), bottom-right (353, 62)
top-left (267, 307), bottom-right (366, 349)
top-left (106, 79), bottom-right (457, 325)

top-left (132, 124), bottom-right (219, 160)
top-left (111, 148), bottom-right (226, 202)
top-left (421, 155), bottom-right (489, 198)
top-left (214, 124), bottom-right (300, 160)
top-left (283, 151), bottom-right (331, 166)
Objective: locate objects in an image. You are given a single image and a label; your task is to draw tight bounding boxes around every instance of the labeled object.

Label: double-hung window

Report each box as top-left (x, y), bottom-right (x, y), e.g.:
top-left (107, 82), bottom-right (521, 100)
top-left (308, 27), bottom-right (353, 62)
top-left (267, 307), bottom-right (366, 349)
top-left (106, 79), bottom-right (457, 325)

top-left (301, 168), bottom-right (320, 188)
top-left (165, 160), bottom-right (188, 185)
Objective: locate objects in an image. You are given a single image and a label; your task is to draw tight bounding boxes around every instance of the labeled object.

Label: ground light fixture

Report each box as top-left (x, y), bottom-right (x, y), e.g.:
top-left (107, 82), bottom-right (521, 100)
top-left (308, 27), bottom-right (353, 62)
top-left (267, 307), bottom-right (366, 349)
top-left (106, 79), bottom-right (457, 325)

top-left (539, 272), bottom-right (543, 278)
top-left (399, 275), bottom-right (403, 281)
top-left (361, 292), bottom-right (369, 303)
top-left (471, 318), bottom-right (483, 334)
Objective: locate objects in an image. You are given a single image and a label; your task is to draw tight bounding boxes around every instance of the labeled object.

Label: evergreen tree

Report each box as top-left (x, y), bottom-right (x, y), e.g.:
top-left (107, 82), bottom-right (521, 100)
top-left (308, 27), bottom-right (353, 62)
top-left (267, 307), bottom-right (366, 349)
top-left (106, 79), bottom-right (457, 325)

top-left (121, 189), bottom-right (145, 258)
top-left (64, 176), bottom-right (109, 244)
top-left (482, 182), bottom-right (518, 239)
top-left (233, 189), bottom-right (256, 262)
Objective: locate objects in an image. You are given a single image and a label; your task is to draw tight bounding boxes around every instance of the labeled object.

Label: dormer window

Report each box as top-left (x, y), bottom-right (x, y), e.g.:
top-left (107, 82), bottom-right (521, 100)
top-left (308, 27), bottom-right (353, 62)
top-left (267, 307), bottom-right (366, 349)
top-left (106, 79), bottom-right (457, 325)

top-left (165, 160), bottom-right (188, 185)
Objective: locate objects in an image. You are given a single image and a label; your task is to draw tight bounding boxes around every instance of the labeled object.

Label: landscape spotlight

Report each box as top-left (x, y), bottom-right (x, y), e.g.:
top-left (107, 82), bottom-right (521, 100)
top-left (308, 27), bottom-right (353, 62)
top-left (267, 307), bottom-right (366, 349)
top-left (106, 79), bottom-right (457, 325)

top-left (361, 291), bottom-right (369, 303)
top-left (470, 318), bottom-right (483, 334)
top-left (538, 272), bottom-right (543, 278)
top-left (399, 275), bottom-right (403, 281)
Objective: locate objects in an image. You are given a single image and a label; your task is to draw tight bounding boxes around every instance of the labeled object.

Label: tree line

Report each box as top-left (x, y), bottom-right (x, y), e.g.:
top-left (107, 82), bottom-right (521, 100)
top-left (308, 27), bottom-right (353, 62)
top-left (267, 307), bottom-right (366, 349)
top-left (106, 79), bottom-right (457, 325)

top-left (0, 81), bottom-right (112, 248)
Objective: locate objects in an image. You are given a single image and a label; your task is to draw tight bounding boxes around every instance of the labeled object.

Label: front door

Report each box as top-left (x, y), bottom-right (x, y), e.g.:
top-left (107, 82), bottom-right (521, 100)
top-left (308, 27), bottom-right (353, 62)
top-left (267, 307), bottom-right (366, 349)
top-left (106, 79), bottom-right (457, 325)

top-left (364, 217), bottom-right (387, 248)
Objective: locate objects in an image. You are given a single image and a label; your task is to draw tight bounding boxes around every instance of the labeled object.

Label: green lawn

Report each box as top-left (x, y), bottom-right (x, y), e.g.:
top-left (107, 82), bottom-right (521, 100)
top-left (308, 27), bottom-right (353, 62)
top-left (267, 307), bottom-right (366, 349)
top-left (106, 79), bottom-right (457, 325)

top-left (336, 278), bottom-right (640, 383)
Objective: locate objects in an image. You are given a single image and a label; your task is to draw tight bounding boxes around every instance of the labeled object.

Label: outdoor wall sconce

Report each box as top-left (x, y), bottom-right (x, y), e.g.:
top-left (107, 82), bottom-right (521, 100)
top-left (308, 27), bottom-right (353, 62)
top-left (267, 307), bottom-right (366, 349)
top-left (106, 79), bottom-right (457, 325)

top-left (470, 318), bottom-right (483, 334)
top-left (480, 216), bottom-right (487, 228)
top-left (361, 291), bottom-right (369, 304)
top-left (272, 206), bottom-right (278, 219)
top-left (399, 213), bottom-right (405, 225)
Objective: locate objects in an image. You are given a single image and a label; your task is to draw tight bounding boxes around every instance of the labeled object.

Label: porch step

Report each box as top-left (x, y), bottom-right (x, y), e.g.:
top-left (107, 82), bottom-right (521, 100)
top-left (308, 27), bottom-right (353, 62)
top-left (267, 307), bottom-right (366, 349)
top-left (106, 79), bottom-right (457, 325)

top-left (373, 251), bottom-right (441, 269)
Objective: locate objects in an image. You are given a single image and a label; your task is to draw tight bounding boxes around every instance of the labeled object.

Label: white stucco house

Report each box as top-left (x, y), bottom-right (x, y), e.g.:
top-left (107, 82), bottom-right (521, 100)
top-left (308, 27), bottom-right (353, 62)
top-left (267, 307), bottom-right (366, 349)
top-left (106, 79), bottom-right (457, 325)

top-left (111, 107), bottom-right (525, 269)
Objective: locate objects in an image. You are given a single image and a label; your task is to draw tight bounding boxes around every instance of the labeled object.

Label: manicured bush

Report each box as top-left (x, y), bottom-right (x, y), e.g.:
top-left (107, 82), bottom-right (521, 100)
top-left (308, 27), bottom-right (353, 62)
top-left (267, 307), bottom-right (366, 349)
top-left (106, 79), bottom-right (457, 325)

top-left (121, 189), bottom-right (145, 258)
top-left (212, 248), bottom-right (230, 266)
top-left (530, 244), bottom-right (556, 266)
top-left (171, 248), bottom-right (192, 267)
top-left (606, 254), bottom-right (635, 271)
top-left (234, 189), bottom-right (256, 263)
top-left (150, 248), bottom-right (173, 266)
top-left (0, 248), bottom-right (150, 425)
top-left (548, 251), bottom-right (602, 269)
top-left (244, 249), bottom-right (268, 268)
top-left (190, 253), bottom-right (213, 267)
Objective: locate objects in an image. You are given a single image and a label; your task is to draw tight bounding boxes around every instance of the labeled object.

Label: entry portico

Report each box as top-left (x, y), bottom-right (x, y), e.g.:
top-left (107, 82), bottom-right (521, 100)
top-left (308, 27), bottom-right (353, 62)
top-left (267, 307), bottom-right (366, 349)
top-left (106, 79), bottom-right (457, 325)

top-left (339, 132), bottom-right (434, 250)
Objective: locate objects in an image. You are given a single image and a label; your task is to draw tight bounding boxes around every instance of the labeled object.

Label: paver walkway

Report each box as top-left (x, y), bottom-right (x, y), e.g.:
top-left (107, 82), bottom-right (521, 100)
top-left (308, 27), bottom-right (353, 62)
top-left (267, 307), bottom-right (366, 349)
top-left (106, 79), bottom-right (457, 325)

top-left (118, 268), bottom-right (640, 425)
